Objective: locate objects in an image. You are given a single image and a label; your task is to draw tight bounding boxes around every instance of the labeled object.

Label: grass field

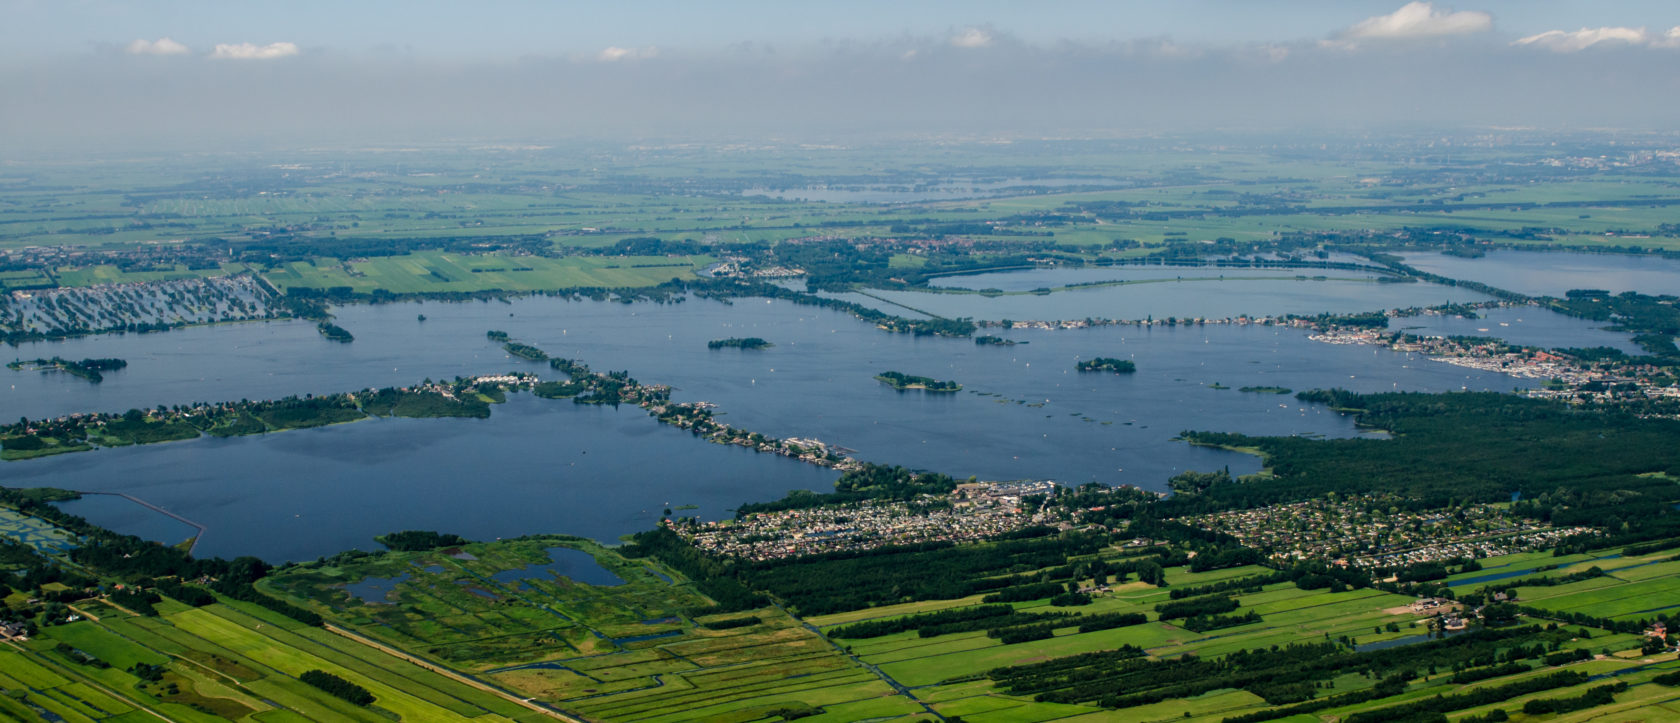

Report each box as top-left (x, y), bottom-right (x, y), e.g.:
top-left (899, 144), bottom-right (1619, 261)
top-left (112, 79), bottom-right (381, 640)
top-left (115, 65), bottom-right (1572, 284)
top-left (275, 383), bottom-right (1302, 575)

top-left (260, 252), bottom-right (710, 294)
top-left (51, 263), bottom-right (252, 288)
top-left (263, 536), bottom-right (927, 722)
top-left (1, 531), bottom-right (1671, 722)
top-left (0, 591), bottom-right (538, 723)
top-left (1462, 548), bottom-right (1680, 623)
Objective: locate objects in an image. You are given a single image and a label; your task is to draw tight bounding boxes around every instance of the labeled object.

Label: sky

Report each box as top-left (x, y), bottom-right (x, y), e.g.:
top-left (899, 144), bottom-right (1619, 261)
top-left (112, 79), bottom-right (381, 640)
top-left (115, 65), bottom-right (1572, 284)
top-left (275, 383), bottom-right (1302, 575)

top-left (4, 1), bottom-right (1680, 151)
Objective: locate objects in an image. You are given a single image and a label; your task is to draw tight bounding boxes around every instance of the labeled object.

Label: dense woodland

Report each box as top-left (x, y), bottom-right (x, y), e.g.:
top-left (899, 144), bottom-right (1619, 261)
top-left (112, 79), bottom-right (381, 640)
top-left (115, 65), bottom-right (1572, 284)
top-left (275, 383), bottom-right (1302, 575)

top-left (1175, 391), bottom-right (1680, 543)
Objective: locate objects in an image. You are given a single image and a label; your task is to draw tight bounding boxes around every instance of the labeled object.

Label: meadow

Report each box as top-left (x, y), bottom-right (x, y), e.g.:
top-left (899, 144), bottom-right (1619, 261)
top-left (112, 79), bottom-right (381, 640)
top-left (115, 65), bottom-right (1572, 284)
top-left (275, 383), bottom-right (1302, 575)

top-left (262, 536), bottom-right (924, 723)
top-left (5, 596), bottom-right (540, 723)
top-left (260, 252), bottom-right (710, 295)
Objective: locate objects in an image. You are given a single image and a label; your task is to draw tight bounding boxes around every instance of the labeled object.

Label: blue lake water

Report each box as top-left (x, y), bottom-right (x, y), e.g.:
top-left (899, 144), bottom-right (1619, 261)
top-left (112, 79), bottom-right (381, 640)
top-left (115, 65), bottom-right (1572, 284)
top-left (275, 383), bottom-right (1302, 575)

top-left (343, 573), bottom-right (411, 604)
top-left (491, 547), bottom-right (624, 588)
top-left (1398, 250), bottom-right (1680, 297)
top-left (1392, 306), bottom-right (1641, 354)
top-left (55, 494), bottom-right (200, 548)
top-left (855, 277), bottom-right (1492, 322)
top-left (6, 293), bottom-right (1555, 562)
top-left (26, 397), bottom-right (838, 562)
top-left (928, 266), bottom-right (1383, 292)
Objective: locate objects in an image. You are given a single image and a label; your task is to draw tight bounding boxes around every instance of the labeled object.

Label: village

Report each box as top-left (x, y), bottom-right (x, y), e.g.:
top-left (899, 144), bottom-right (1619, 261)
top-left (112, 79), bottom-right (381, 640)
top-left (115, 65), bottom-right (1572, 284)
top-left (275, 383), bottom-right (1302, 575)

top-left (1177, 494), bottom-right (1597, 570)
top-left (671, 480), bottom-right (1058, 561)
top-left (1308, 317), bottom-right (1680, 406)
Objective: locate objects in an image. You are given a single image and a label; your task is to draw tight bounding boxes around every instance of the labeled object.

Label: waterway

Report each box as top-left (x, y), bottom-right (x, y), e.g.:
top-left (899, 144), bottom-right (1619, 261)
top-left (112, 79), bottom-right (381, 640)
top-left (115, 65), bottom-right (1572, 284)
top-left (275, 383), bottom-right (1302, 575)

top-left (852, 277), bottom-right (1493, 322)
top-left (1392, 306), bottom-right (1642, 354)
top-left (740, 176), bottom-right (1128, 203)
top-left (5, 290), bottom-right (1573, 562)
top-left (1398, 250), bottom-right (1680, 297)
top-left (927, 265), bottom-right (1385, 292)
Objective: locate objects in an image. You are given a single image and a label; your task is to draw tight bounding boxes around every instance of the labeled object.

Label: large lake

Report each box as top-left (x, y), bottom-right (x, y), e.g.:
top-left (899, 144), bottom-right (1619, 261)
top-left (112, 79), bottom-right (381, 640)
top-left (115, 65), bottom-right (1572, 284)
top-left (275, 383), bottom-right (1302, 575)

top-left (34, 398), bottom-right (836, 562)
top-left (5, 291), bottom-right (1562, 561)
top-left (852, 276), bottom-right (1493, 322)
top-left (1398, 250), bottom-right (1680, 297)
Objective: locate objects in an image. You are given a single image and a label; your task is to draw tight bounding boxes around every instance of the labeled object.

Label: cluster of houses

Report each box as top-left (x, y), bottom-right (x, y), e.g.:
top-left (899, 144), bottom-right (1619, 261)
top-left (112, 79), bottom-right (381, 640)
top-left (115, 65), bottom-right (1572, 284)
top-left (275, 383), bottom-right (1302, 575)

top-left (1310, 322), bottom-right (1679, 406)
top-left (643, 400), bottom-right (865, 473)
top-left (419, 373), bottom-right (539, 401)
top-left (1179, 495), bottom-right (1593, 569)
top-left (704, 256), bottom-right (805, 279)
top-left (1355, 527), bottom-right (1597, 570)
top-left (673, 481), bottom-right (1055, 561)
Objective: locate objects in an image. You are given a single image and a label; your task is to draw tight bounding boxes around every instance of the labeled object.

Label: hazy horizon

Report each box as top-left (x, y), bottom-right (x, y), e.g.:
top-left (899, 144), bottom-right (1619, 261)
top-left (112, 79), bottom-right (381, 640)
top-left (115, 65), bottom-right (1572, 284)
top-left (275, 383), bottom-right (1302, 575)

top-left (5, 1), bottom-right (1680, 153)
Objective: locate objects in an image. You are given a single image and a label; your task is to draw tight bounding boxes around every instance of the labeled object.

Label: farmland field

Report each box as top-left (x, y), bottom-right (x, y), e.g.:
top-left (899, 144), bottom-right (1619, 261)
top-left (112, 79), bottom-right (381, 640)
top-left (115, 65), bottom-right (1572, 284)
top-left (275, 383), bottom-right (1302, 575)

top-left (0, 594), bottom-right (537, 723)
top-left (262, 252), bottom-right (711, 294)
top-left (262, 536), bottom-right (925, 722)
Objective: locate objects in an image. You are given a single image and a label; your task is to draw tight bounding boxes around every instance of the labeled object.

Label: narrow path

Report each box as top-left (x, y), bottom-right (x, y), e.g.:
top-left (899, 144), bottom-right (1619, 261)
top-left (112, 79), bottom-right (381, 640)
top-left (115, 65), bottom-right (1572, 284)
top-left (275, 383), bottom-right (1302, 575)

top-left (78, 492), bottom-right (209, 556)
top-left (848, 289), bottom-right (948, 320)
top-left (783, 603), bottom-right (944, 721)
top-left (323, 623), bottom-right (589, 723)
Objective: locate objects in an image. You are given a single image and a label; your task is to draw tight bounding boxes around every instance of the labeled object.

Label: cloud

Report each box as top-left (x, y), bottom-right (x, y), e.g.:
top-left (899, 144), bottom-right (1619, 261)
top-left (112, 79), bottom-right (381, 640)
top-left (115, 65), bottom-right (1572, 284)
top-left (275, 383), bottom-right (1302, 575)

top-left (210, 42), bottom-right (300, 60)
top-left (949, 27), bottom-right (992, 49)
top-left (1513, 26), bottom-right (1668, 52)
top-left (126, 38), bottom-right (190, 56)
top-left (1343, 2), bottom-right (1493, 39)
top-left (597, 46), bottom-right (658, 62)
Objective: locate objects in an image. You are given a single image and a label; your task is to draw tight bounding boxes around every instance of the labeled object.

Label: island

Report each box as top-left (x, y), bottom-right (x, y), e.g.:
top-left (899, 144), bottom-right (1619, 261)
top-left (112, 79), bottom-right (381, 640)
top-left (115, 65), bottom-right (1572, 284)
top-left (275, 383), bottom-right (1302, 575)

top-left (974, 335), bottom-right (1021, 346)
top-left (876, 370), bottom-right (962, 392)
top-left (316, 322), bottom-right (354, 343)
top-left (1076, 357), bottom-right (1135, 373)
top-left (708, 337), bottom-right (772, 350)
top-left (1239, 385), bottom-right (1293, 394)
top-left (7, 357), bottom-right (127, 384)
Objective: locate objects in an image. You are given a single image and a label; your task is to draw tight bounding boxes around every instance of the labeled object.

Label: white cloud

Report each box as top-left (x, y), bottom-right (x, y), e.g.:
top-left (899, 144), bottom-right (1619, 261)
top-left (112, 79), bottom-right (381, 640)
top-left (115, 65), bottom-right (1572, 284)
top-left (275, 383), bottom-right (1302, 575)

top-left (1343, 2), bottom-right (1493, 39)
top-left (597, 46), bottom-right (658, 62)
top-left (1514, 27), bottom-right (1655, 52)
top-left (210, 42), bottom-right (300, 60)
top-left (126, 38), bottom-right (190, 56)
top-left (949, 27), bottom-right (993, 49)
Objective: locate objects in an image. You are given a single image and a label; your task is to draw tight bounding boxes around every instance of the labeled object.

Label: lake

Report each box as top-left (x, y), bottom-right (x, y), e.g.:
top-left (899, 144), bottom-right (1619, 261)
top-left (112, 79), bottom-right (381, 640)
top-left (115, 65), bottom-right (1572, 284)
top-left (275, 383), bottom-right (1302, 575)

top-left (37, 397), bottom-right (838, 562)
top-left (1398, 250), bottom-right (1680, 297)
top-left (852, 276), bottom-right (1492, 322)
top-left (927, 265), bottom-right (1385, 292)
top-left (8, 292), bottom-right (1550, 561)
top-left (1392, 306), bottom-right (1641, 354)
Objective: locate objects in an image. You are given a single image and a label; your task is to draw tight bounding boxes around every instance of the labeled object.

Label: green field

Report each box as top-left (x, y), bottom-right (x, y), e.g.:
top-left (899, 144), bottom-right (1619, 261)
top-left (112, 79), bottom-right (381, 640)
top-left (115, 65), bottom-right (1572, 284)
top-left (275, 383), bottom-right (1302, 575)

top-left (263, 536), bottom-right (927, 722)
top-left (0, 594), bottom-right (538, 723)
top-left (261, 252), bottom-right (710, 294)
top-left (51, 263), bottom-right (252, 288)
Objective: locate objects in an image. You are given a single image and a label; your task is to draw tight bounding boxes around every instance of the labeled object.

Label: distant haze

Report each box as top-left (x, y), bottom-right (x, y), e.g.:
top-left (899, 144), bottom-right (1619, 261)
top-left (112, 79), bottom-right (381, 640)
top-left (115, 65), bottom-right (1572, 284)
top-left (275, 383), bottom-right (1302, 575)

top-left (4, 1), bottom-right (1680, 152)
